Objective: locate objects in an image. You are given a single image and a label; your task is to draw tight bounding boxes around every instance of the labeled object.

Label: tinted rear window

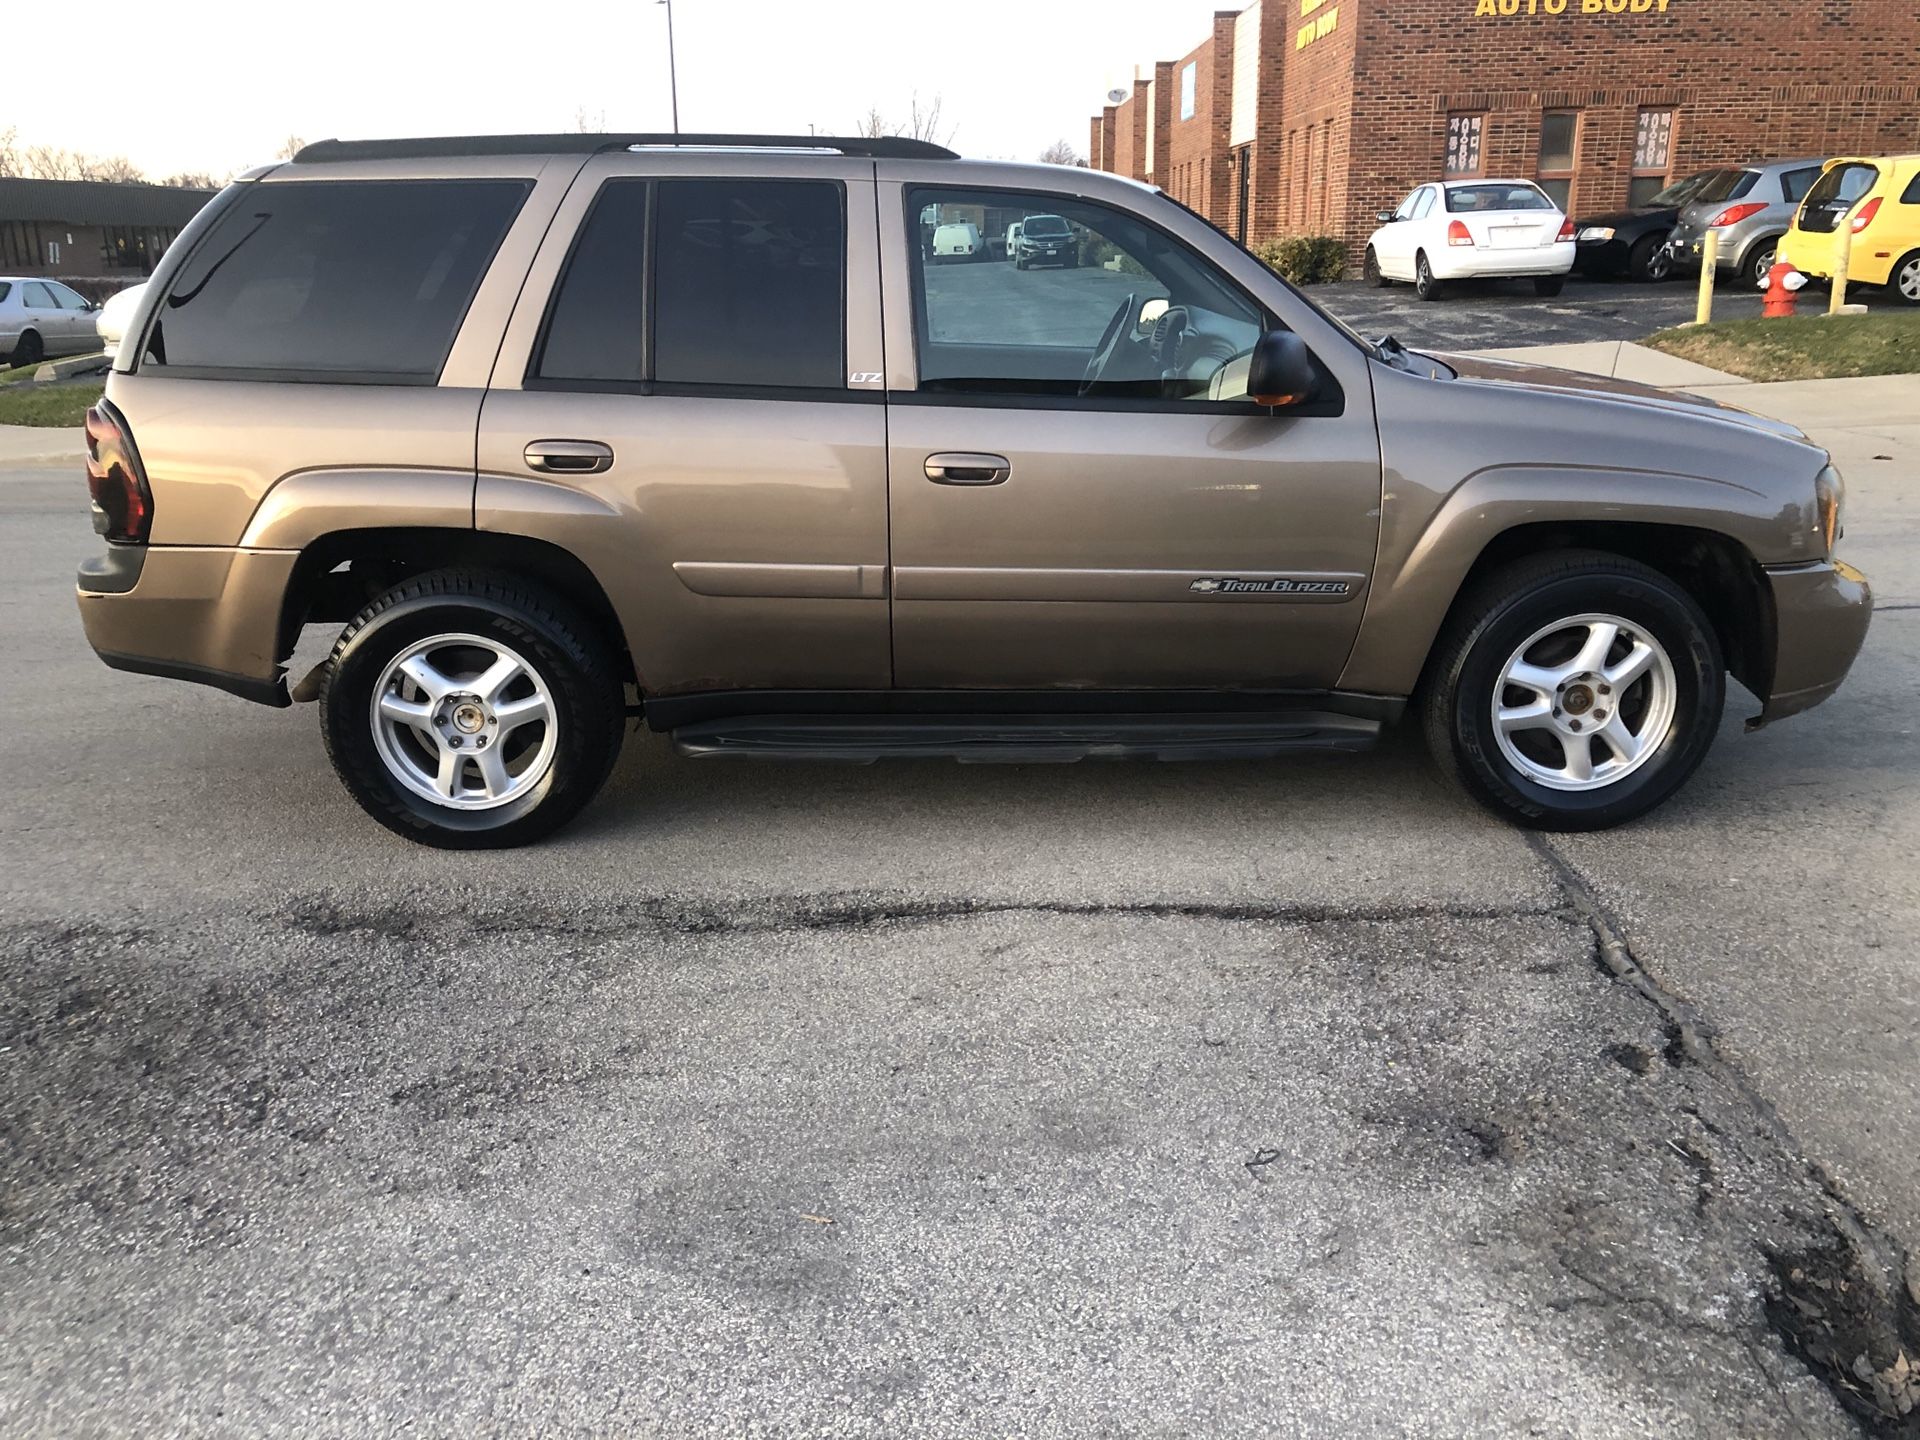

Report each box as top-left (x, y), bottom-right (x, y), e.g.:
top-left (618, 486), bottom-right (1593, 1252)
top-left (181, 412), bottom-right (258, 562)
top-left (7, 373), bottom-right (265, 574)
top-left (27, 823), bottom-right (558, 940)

top-left (0, 282), bottom-right (9, 304)
top-left (1905, 173), bottom-right (1920, 205)
top-left (1799, 164), bottom-right (1881, 232)
top-left (1781, 167), bottom-right (1822, 204)
top-left (653, 179), bottom-right (844, 390)
top-left (1445, 184), bottom-right (1552, 212)
top-left (1693, 170), bottom-right (1760, 205)
top-left (534, 177), bottom-right (845, 393)
top-left (148, 179), bottom-right (528, 383)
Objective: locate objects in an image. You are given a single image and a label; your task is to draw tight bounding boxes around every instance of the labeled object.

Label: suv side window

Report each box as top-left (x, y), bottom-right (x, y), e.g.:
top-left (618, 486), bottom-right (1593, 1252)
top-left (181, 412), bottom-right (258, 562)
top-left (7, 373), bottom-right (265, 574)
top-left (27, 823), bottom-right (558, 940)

top-left (535, 177), bottom-right (845, 393)
top-left (905, 186), bottom-right (1267, 406)
top-left (145, 179), bottom-right (529, 384)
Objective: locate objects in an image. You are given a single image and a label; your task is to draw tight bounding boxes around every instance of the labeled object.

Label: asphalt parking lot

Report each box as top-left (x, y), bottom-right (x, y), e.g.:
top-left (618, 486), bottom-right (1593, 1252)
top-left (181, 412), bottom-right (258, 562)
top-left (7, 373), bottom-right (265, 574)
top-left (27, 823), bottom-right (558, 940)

top-left (4, 370), bottom-right (1918, 1433)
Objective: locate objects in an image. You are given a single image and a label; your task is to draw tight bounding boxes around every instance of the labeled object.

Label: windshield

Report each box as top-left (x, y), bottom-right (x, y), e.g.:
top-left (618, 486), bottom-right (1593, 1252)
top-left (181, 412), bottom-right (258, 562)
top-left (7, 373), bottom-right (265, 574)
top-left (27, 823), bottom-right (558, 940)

top-left (1023, 217), bottom-right (1070, 236)
top-left (1647, 170), bottom-right (1721, 208)
top-left (1445, 183), bottom-right (1552, 212)
top-left (1692, 169), bottom-right (1760, 205)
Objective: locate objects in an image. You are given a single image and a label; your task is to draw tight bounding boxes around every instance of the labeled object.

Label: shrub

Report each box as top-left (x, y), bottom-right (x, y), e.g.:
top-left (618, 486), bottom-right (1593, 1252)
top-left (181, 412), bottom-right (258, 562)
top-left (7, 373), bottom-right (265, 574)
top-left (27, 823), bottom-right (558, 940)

top-left (1252, 236), bottom-right (1348, 286)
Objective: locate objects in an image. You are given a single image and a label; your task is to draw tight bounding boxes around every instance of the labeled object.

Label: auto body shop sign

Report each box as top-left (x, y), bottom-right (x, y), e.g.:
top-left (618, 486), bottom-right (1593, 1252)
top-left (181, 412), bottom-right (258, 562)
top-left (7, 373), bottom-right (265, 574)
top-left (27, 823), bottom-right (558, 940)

top-left (1474, 0), bottom-right (1672, 12)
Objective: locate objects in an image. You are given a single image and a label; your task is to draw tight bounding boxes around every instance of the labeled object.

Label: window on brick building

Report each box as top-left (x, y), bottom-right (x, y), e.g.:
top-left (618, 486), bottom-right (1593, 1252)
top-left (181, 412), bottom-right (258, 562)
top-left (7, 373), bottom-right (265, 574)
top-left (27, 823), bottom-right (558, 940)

top-left (1629, 108), bottom-right (1676, 208)
top-left (1445, 115), bottom-right (1484, 179)
top-left (1536, 111), bottom-right (1579, 212)
top-left (1180, 62), bottom-right (1197, 121)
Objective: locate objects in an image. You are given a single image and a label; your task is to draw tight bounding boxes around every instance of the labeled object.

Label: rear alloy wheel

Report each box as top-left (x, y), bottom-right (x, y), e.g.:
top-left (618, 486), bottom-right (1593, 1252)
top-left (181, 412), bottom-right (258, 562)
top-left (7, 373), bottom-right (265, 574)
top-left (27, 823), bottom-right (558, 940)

top-left (1364, 246), bottom-right (1389, 288)
top-left (1739, 240), bottom-right (1779, 290)
top-left (1415, 251), bottom-right (1444, 302)
top-left (1422, 552), bottom-right (1724, 831)
top-left (10, 330), bottom-right (42, 368)
top-left (1534, 276), bottom-right (1566, 298)
top-left (320, 570), bottom-right (624, 848)
top-left (1892, 251), bottom-right (1920, 307)
top-left (1631, 233), bottom-right (1674, 283)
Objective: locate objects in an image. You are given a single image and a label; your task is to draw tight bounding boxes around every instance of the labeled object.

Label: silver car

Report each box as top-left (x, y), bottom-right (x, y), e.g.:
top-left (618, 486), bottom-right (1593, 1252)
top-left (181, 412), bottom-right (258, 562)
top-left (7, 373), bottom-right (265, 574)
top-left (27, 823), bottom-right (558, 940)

top-left (0, 276), bottom-right (102, 368)
top-left (1666, 158), bottom-right (1828, 288)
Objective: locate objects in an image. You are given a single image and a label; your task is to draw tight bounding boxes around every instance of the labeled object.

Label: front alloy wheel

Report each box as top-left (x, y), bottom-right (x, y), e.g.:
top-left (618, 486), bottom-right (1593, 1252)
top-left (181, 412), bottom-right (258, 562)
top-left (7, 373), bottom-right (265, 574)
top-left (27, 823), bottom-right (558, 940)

top-left (1422, 552), bottom-right (1724, 830)
top-left (321, 570), bottom-right (624, 848)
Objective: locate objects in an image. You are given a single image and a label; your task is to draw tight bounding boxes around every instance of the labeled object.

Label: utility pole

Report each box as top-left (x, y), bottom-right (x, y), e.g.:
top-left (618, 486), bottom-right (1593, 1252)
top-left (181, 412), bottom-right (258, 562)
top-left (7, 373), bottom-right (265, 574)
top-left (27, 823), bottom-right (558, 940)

top-left (659, 0), bottom-right (681, 135)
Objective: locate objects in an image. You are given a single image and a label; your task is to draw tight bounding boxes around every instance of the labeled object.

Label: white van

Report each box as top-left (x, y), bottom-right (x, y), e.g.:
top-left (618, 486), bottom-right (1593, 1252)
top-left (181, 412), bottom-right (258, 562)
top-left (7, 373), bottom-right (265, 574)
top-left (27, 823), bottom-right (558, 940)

top-left (933, 222), bottom-right (982, 263)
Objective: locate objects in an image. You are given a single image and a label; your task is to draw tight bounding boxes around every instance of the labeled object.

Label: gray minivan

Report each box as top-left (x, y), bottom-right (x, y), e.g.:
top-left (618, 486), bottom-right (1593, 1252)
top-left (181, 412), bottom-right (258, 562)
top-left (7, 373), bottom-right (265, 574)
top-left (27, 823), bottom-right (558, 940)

top-left (1666, 157), bottom-right (1828, 288)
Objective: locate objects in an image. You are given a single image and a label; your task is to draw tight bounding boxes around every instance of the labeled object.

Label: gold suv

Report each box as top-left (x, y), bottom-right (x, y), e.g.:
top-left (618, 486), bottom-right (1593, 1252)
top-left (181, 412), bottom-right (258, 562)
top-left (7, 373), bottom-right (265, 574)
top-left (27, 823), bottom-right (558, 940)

top-left (77, 134), bottom-right (1871, 846)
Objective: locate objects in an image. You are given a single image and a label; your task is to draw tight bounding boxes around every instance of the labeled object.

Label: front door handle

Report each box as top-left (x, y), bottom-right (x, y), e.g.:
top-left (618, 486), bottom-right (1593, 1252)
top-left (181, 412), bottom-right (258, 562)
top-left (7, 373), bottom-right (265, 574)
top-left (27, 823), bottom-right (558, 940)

top-left (525, 439), bottom-right (614, 476)
top-left (925, 452), bottom-right (1011, 486)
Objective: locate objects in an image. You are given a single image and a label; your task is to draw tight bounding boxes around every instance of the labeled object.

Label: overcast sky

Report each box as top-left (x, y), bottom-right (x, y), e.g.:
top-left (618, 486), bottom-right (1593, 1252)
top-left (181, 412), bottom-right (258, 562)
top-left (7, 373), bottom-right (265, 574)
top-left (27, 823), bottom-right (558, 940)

top-left (17, 0), bottom-right (1239, 179)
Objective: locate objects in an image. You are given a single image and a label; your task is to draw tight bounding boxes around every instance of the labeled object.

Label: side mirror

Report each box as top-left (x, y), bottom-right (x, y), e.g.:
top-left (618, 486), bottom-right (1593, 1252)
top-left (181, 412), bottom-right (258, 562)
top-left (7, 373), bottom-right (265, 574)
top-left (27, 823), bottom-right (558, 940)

top-left (1377, 211), bottom-right (1396, 223)
top-left (1247, 331), bottom-right (1316, 408)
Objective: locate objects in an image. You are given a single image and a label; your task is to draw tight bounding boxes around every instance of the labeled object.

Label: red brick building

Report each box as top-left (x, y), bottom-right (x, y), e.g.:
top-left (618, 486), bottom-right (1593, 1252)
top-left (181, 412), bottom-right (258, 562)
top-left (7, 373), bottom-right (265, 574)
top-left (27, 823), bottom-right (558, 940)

top-left (1092, 0), bottom-right (1920, 262)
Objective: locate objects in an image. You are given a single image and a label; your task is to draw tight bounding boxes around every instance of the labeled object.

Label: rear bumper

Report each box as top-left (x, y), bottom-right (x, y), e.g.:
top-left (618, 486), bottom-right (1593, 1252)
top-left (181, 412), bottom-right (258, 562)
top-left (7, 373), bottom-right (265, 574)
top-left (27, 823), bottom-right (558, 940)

top-left (1430, 243), bottom-right (1575, 281)
top-left (1778, 235), bottom-right (1895, 288)
top-left (1755, 558), bottom-right (1872, 727)
top-left (76, 544), bottom-right (297, 707)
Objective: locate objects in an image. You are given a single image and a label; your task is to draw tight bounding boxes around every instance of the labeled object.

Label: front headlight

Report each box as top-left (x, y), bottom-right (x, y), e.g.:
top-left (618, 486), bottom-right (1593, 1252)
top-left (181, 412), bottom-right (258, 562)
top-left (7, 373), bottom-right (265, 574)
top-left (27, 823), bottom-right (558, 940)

top-left (1579, 226), bottom-right (1616, 242)
top-left (1815, 465), bottom-right (1846, 556)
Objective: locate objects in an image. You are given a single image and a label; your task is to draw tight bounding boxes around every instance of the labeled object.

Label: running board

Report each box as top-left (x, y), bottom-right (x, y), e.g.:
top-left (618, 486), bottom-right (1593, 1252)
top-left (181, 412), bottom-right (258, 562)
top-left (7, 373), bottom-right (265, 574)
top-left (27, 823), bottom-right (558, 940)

top-left (671, 711), bottom-right (1381, 763)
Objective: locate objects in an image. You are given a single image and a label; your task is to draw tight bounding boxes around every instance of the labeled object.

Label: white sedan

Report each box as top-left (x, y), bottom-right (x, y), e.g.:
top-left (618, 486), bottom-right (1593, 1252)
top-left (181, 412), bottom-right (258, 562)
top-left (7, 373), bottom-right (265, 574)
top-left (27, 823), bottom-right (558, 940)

top-left (1363, 180), bottom-right (1576, 301)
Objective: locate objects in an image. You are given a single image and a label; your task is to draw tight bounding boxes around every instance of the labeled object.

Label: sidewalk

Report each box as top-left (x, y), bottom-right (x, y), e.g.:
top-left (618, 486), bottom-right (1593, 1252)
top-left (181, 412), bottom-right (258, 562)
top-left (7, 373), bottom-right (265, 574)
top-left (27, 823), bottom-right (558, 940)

top-left (0, 424), bottom-right (83, 464)
top-left (1462, 339), bottom-right (1751, 390)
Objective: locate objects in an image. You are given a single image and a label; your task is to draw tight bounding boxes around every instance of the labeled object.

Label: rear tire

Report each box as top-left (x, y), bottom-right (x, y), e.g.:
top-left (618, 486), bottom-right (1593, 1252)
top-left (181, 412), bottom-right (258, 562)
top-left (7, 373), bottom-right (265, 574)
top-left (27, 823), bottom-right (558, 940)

top-left (1421, 551), bottom-right (1724, 831)
top-left (1415, 251), bottom-right (1444, 302)
top-left (1738, 238), bottom-right (1779, 291)
top-left (1630, 233), bottom-right (1673, 283)
top-left (9, 330), bottom-right (42, 368)
top-left (1533, 276), bottom-right (1566, 298)
top-left (320, 570), bottom-right (625, 849)
top-left (1890, 251), bottom-right (1920, 307)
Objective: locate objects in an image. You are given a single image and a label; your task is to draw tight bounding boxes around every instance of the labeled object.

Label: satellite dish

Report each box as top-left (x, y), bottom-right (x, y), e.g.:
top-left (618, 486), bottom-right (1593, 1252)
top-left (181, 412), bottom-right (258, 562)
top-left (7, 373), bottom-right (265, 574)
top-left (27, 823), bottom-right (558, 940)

top-left (1106, 88), bottom-right (1128, 105)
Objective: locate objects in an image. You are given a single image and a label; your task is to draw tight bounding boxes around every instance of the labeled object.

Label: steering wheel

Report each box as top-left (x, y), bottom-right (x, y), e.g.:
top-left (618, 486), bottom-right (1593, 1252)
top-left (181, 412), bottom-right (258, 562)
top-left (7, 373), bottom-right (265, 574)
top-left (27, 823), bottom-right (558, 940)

top-left (1079, 292), bottom-right (1136, 397)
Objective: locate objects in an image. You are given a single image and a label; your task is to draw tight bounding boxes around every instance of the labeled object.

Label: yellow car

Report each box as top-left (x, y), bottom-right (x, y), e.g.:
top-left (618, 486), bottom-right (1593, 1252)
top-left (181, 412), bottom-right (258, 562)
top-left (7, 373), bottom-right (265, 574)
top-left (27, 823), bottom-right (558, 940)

top-left (1780, 155), bottom-right (1920, 305)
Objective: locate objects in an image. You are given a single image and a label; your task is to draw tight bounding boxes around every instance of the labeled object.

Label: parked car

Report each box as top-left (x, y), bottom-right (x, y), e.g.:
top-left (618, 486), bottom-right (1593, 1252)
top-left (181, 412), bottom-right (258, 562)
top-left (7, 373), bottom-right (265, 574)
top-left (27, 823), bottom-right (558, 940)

top-left (93, 283), bottom-right (147, 352)
top-left (932, 221), bottom-right (982, 262)
top-left (1572, 169), bottom-right (1723, 282)
top-left (0, 277), bottom-right (102, 367)
top-left (1665, 157), bottom-right (1827, 289)
top-left (1363, 180), bottom-right (1575, 301)
top-left (1011, 213), bottom-right (1078, 270)
top-left (1779, 154), bottom-right (1920, 306)
top-left (75, 133), bottom-right (1869, 847)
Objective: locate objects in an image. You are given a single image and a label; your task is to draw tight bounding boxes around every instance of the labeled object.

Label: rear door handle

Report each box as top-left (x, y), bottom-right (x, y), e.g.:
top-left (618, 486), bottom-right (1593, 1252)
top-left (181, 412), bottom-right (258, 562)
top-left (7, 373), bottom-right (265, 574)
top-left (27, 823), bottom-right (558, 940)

top-left (525, 439), bottom-right (614, 475)
top-left (925, 452), bottom-right (1011, 486)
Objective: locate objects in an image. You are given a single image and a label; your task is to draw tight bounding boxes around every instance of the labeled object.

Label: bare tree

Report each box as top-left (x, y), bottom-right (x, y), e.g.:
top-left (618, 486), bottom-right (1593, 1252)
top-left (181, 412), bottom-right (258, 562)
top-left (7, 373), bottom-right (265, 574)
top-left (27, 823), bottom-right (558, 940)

top-left (276, 135), bottom-right (307, 161)
top-left (855, 95), bottom-right (957, 147)
top-left (1038, 139), bottom-right (1084, 167)
top-left (0, 127), bottom-right (18, 178)
top-left (161, 171), bottom-right (224, 190)
top-left (572, 106), bottom-right (606, 133)
top-left (24, 145), bottom-right (83, 180)
top-left (86, 155), bottom-right (147, 184)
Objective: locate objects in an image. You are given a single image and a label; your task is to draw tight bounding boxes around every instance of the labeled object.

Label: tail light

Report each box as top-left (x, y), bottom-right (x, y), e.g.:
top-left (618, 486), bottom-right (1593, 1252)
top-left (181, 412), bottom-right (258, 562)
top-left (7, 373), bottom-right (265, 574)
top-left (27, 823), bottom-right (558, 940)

top-left (1851, 197), bottom-right (1883, 234)
top-left (1709, 203), bottom-right (1768, 228)
top-left (1447, 219), bottom-right (1474, 247)
top-left (84, 401), bottom-right (152, 544)
top-left (1556, 216), bottom-right (1577, 242)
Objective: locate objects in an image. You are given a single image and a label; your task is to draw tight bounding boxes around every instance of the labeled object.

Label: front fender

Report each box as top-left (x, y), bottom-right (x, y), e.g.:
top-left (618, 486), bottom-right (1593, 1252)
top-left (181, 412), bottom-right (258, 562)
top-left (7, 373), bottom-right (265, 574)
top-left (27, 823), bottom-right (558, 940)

top-left (1337, 462), bottom-right (1800, 696)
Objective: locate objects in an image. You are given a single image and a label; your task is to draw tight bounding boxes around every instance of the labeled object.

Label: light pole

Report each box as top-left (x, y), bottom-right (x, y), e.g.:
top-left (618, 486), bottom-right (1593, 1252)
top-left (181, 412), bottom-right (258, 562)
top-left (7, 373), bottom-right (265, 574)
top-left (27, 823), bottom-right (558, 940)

top-left (658, 0), bottom-right (680, 135)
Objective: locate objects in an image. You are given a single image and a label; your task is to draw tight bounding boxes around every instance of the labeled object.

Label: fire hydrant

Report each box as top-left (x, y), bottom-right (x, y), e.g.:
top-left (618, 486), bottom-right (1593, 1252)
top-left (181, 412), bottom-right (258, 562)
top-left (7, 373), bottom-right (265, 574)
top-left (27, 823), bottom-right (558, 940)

top-left (1761, 259), bottom-right (1808, 319)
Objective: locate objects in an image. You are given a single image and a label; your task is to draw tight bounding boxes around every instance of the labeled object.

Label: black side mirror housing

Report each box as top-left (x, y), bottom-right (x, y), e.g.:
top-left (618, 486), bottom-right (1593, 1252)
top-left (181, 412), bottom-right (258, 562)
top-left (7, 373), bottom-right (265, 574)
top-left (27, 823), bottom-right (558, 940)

top-left (1247, 331), bottom-right (1316, 408)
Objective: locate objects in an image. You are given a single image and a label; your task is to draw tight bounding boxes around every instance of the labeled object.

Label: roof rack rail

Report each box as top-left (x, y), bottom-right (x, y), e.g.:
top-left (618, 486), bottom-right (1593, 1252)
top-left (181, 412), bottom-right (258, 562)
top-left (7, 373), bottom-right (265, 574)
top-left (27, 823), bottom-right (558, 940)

top-left (291, 134), bottom-right (960, 164)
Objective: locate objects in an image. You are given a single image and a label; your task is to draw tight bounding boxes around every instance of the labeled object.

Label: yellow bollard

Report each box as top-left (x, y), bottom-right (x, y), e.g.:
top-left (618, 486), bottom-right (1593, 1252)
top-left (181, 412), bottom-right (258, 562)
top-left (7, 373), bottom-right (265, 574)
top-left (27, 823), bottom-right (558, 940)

top-left (1829, 214), bottom-right (1855, 316)
top-left (1693, 228), bottom-right (1719, 326)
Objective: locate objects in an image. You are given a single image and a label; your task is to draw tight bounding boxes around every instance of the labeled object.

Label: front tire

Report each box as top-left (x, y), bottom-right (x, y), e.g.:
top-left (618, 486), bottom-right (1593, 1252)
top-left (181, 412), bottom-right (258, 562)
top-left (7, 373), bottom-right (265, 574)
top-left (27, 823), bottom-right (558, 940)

top-left (1630, 233), bottom-right (1673, 283)
top-left (319, 570), bottom-right (625, 849)
top-left (1421, 552), bottom-right (1724, 831)
top-left (1415, 251), bottom-right (1444, 301)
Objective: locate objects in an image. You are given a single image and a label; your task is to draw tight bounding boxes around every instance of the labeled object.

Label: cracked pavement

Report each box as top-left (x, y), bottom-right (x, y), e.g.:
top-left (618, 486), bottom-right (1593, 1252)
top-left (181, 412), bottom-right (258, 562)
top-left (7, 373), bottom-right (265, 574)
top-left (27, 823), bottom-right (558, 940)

top-left (3, 372), bottom-right (1917, 1437)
